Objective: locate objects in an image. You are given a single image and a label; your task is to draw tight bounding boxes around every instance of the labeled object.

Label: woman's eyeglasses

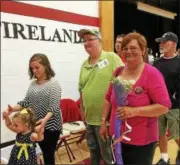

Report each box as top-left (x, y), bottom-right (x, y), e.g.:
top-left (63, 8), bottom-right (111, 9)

top-left (122, 46), bottom-right (140, 53)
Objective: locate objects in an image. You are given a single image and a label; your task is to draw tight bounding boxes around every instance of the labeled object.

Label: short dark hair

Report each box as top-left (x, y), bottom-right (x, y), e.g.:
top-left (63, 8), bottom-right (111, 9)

top-left (29, 53), bottom-right (55, 80)
top-left (147, 48), bottom-right (153, 54)
top-left (116, 34), bottom-right (125, 39)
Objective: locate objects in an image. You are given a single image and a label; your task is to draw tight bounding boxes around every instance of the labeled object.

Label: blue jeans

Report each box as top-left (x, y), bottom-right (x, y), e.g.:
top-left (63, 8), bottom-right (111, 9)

top-left (86, 124), bottom-right (115, 165)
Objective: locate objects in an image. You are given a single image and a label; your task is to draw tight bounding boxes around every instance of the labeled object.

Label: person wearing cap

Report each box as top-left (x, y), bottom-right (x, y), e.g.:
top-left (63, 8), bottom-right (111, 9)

top-left (115, 34), bottom-right (126, 63)
top-left (154, 32), bottom-right (180, 165)
top-left (78, 28), bottom-right (124, 165)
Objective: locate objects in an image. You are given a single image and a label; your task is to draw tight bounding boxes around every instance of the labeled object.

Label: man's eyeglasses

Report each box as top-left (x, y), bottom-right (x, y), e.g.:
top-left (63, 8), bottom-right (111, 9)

top-left (82, 37), bottom-right (98, 43)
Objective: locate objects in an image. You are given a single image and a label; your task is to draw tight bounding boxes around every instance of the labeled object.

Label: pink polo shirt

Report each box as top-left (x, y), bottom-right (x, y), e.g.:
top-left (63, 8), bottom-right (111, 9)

top-left (105, 63), bottom-right (171, 145)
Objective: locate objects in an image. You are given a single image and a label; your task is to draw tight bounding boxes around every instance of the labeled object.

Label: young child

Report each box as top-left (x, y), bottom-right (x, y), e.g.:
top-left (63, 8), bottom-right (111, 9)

top-left (3, 107), bottom-right (44, 165)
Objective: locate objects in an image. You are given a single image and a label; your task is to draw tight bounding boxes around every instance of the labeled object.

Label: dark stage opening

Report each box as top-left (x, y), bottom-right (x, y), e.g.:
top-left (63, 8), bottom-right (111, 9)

top-left (114, 0), bottom-right (180, 55)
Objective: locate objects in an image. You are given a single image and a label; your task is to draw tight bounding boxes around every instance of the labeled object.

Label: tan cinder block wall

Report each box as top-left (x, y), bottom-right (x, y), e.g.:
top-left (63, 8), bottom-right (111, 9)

top-left (99, 1), bottom-right (114, 51)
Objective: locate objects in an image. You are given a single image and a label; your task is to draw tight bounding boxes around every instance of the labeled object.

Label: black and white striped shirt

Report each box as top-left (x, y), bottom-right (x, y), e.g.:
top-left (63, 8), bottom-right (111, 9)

top-left (18, 78), bottom-right (62, 131)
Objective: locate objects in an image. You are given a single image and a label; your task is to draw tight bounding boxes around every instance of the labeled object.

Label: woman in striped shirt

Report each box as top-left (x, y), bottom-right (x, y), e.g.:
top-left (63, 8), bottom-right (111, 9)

top-left (3, 53), bottom-right (62, 165)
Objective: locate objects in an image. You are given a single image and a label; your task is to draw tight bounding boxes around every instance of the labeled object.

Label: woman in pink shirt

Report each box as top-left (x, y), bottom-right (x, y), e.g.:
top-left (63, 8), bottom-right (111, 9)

top-left (99, 32), bottom-right (171, 165)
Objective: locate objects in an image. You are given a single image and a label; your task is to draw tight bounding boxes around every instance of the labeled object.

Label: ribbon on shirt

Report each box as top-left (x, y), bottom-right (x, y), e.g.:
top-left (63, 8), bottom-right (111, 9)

top-left (16, 142), bottom-right (33, 160)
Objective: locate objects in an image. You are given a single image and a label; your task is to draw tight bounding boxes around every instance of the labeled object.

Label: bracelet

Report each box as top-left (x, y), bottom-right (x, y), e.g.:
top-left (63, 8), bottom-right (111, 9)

top-left (101, 118), bottom-right (106, 121)
top-left (101, 122), bottom-right (106, 125)
top-left (101, 121), bottom-right (110, 126)
top-left (101, 118), bottom-right (110, 126)
top-left (101, 118), bottom-right (106, 124)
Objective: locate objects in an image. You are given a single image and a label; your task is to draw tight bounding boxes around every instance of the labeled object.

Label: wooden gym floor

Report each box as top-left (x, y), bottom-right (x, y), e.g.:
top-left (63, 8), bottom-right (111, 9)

top-left (55, 137), bottom-right (179, 164)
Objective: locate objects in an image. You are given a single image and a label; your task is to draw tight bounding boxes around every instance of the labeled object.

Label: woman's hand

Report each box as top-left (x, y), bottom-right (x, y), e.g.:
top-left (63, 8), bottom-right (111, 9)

top-left (31, 126), bottom-right (44, 142)
top-left (99, 124), bottom-right (109, 142)
top-left (117, 106), bottom-right (138, 119)
top-left (35, 118), bottom-right (46, 132)
top-left (3, 105), bottom-right (13, 119)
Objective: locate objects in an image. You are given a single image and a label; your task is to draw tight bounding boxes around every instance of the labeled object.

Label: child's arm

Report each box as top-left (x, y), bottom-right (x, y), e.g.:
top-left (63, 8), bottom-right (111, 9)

top-left (3, 105), bottom-right (22, 119)
top-left (2, 112), bottom-right (17, 133)
top-left (30, 127), bottom-right (44, 142)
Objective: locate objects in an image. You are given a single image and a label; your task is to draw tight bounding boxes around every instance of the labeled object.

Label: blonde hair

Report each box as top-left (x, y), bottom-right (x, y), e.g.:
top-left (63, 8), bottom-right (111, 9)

top-left (12, 107), bottom-right (36, 130)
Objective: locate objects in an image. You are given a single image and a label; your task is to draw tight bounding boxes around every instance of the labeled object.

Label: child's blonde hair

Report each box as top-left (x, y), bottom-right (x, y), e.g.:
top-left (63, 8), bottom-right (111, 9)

top-left (12, 107), bottom-right (36, 130)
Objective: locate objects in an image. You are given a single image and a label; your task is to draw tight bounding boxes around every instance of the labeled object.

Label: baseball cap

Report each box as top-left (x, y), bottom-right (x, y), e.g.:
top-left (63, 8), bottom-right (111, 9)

top-left (78, 29), bottom-right (101, 39)
top-left (155, 32), bottom-right (178, 44)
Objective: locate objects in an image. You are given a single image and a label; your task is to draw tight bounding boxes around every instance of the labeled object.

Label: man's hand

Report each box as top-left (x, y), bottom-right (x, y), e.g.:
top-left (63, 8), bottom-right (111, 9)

top-left (99, 124), bottom-right (109, 142)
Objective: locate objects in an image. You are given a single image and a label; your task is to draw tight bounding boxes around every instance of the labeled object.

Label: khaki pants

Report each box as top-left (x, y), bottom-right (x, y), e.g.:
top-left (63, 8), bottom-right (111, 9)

top-left (158, 109), bottom-right (180, 139)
